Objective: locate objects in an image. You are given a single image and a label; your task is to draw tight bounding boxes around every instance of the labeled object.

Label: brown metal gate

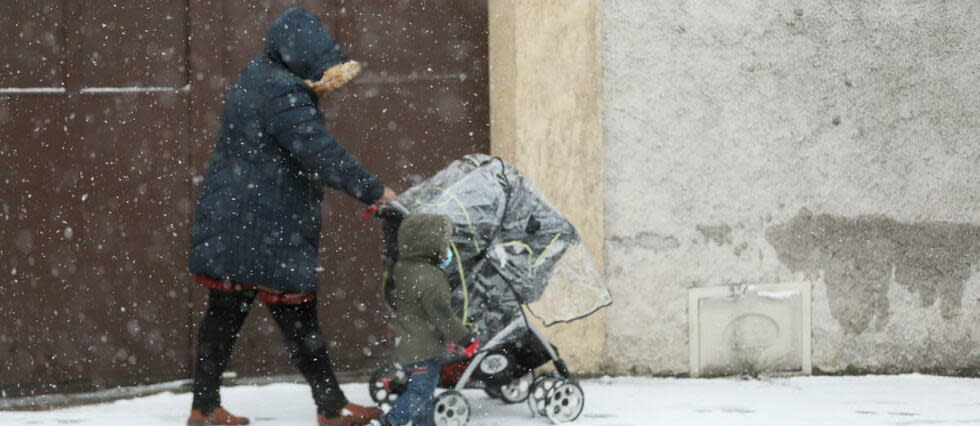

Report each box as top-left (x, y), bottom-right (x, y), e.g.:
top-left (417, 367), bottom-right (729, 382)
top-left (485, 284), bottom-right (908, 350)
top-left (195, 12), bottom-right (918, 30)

top-left (0, 0), bottom-right (489, 396)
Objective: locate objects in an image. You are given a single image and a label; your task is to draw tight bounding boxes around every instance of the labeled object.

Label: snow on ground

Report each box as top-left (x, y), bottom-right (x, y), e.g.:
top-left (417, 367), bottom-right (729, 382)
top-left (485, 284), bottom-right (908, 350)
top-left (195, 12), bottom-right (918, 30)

top-left (2, 375), bottom-right (979, 425)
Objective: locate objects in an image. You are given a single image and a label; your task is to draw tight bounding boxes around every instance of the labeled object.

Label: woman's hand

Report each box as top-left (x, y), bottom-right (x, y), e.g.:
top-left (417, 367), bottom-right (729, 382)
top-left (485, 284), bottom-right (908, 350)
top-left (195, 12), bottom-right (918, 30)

top-left (379, 186), bottom-right (398, 204)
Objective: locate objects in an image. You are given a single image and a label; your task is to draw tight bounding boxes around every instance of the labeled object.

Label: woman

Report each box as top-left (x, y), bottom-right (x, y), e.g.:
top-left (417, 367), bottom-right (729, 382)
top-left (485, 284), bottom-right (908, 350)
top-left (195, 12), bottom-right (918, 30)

top-left (186, 8), bottom-right (395, 426)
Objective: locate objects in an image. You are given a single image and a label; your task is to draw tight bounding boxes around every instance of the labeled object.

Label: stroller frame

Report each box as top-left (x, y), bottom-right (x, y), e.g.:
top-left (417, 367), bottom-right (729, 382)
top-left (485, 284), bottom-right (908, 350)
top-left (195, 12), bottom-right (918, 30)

top-left (454, 303), bottom-right (569, 393)
top-left (371, 201), bottom-right (586, 424)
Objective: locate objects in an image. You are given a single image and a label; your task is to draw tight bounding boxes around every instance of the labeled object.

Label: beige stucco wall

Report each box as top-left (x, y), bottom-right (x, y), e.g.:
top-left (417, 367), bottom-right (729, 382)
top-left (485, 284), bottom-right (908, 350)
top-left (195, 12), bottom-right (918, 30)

top-left (488, 0), bottom-right (607, 373)
top-left (602, 0), bottom-right (980, 375)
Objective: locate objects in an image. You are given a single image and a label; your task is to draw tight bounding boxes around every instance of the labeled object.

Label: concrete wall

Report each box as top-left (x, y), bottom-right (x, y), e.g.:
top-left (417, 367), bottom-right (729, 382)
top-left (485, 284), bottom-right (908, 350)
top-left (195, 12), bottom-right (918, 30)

top-left (488, 0), bottom-right (607, 373)
top-left (603, 0), bottom-right (980, 375)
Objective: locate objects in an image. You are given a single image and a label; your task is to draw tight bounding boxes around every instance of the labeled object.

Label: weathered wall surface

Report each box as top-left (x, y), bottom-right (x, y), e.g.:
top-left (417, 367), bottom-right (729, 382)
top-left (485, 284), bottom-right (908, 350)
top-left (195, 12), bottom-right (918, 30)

top-left (489, 0), bottom-right (607, 372)
top-left (602, 0), bottom-right (980, 374)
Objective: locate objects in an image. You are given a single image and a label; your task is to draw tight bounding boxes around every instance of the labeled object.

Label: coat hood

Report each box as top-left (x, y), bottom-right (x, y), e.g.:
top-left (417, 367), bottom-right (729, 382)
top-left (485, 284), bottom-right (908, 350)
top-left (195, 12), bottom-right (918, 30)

top-left (265, 8), bottom-right (351, 81)
top-left (398, 214), bottom-right (453, 264)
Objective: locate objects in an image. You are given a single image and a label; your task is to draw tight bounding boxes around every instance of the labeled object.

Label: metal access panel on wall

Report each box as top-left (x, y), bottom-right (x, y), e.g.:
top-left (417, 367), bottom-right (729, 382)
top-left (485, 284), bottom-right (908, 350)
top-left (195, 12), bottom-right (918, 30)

top-left (688, 282), bottom-right (812, 377)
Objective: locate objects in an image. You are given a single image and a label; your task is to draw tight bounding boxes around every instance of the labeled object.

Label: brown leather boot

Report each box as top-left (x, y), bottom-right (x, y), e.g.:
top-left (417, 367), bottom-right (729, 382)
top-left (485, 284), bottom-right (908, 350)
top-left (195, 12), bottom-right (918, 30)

top-left (317, 403), bottom-right (384, 425)
top-left (187, 407), bottom-right (251, 425)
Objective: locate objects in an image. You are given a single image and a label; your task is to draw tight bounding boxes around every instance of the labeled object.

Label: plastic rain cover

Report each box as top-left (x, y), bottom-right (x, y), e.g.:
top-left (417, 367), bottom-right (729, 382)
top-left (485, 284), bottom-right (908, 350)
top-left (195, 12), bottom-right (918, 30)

top-left (398, 154), bottom-right (612, 338)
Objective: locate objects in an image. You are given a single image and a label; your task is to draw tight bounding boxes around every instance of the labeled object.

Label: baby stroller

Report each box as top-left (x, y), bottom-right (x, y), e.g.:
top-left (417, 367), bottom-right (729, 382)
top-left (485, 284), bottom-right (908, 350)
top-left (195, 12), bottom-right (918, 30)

top-left (367, 155), bottom-right (612, 425)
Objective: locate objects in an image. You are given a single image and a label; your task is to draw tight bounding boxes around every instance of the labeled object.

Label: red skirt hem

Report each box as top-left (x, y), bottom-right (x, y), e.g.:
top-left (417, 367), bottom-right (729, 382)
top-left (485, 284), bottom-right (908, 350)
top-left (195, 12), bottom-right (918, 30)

top-left (195, 275), bottom-right (316, 305)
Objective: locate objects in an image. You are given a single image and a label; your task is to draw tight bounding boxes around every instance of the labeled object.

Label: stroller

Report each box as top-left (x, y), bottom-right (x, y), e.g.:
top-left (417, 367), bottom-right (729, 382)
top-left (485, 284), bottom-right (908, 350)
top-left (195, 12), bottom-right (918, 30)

top-left (367, 155), bottom-right (612, 425)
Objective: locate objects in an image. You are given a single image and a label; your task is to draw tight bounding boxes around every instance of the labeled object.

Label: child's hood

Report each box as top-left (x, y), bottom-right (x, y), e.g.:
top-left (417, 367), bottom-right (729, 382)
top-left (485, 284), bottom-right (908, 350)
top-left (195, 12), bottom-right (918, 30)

top-left (397, 214), bottom-right (453, 264)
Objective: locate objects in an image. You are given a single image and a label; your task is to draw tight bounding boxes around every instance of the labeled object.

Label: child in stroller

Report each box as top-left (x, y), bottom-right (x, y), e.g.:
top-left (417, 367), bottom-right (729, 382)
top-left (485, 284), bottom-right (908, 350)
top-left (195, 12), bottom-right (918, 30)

top-left (368, 155), bottom-right (609, 425)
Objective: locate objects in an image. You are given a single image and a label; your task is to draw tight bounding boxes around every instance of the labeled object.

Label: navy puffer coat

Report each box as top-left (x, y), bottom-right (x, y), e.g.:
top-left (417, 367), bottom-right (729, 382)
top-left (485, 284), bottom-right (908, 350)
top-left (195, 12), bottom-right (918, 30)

top-left (188, 8), bottom-right (383, 294)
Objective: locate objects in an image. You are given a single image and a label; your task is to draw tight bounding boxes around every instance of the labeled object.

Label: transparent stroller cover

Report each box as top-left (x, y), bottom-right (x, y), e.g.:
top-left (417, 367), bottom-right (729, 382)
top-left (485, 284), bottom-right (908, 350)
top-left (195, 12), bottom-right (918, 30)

top-left (398, 154), bottom-right (612, 338)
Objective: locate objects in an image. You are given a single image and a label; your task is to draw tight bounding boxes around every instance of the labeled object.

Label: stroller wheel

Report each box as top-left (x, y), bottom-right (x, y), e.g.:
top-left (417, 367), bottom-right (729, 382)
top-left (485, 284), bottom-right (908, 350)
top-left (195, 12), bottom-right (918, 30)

top-left (433, 391), bottom-right (470, 426)
top-left (498, 373), bottom-right (534, 404)
top-left (527, 375), bottom-right (560, 416)
top-left (484, 386), bottom-right (504, 400)
top-left (545, 381), bottom-right (585, 423)
top-left (368, 363), bottom-right (407, 411)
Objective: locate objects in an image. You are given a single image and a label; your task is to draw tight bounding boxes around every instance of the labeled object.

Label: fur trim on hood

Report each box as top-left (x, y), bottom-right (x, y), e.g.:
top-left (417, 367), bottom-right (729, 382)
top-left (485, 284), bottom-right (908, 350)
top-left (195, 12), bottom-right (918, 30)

top-left (306, 60), bottom-right (362, 96)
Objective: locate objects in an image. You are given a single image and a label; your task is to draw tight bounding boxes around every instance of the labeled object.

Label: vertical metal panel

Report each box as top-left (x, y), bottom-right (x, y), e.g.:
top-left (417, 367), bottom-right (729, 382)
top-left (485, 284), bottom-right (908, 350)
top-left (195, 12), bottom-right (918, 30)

top-left (218, 0), bottom-right (340, 79)
top-left (187, 0), bottom-right (226, 177)
top-left (185, 0), bottom-right (224, 383)
top-left (70, 92), bottom-right (192, 388)
top-left (1, 0), bottom-right (195, 394)
top-left (319, 76), bottom-right (491, 370)
top-left (338, 0), bottom-right (489, 78)
top-left (69, 1), bottom-right (193, 390)
top-left (72, 0), bottom-right (188, 88)
top-left (0, 95), bottom-right (76, 390)
top-left (0, 2), bottom-right (64, 87)
top-left (320, 0), bottom-right (490, 371)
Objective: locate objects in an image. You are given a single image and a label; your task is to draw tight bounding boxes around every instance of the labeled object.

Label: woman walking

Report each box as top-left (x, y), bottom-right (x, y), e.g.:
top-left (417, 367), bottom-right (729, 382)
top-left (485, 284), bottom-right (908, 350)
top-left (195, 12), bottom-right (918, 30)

top-left (186, 8), bottom-right (395, 426)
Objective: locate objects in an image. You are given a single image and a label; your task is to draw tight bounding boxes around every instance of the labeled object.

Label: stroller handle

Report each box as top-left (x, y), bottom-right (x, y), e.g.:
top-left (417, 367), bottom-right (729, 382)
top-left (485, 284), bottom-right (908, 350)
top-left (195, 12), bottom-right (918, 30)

top-left (362, 200), bottom-right (410, 221)
top-left (376, 200), bottom-right (410, 219)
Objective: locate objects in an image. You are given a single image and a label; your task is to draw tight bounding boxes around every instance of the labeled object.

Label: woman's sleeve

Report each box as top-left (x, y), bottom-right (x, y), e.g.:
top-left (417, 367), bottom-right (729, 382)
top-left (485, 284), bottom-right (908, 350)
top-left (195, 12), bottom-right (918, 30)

top-left (264, 87), bottom-right (384, 205)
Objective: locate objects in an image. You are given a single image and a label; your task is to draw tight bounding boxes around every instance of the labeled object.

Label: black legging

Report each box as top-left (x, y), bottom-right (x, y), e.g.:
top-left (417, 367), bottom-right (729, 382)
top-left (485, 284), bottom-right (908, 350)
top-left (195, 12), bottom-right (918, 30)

top-left (192, 289), bottom-right (349, 415)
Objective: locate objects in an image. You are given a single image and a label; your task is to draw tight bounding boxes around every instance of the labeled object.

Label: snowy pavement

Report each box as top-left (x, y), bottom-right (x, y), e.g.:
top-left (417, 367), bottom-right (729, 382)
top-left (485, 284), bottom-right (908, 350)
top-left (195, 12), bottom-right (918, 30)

top-left (2, 374), bottom-right (979, 425)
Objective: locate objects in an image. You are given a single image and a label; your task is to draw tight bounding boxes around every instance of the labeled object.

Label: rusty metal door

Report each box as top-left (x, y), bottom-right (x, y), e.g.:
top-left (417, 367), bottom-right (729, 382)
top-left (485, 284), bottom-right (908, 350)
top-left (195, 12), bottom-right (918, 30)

top-left (1, 0), bottom-right (489, 395)
top-left (1, 0), bottom-right (193, 395)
